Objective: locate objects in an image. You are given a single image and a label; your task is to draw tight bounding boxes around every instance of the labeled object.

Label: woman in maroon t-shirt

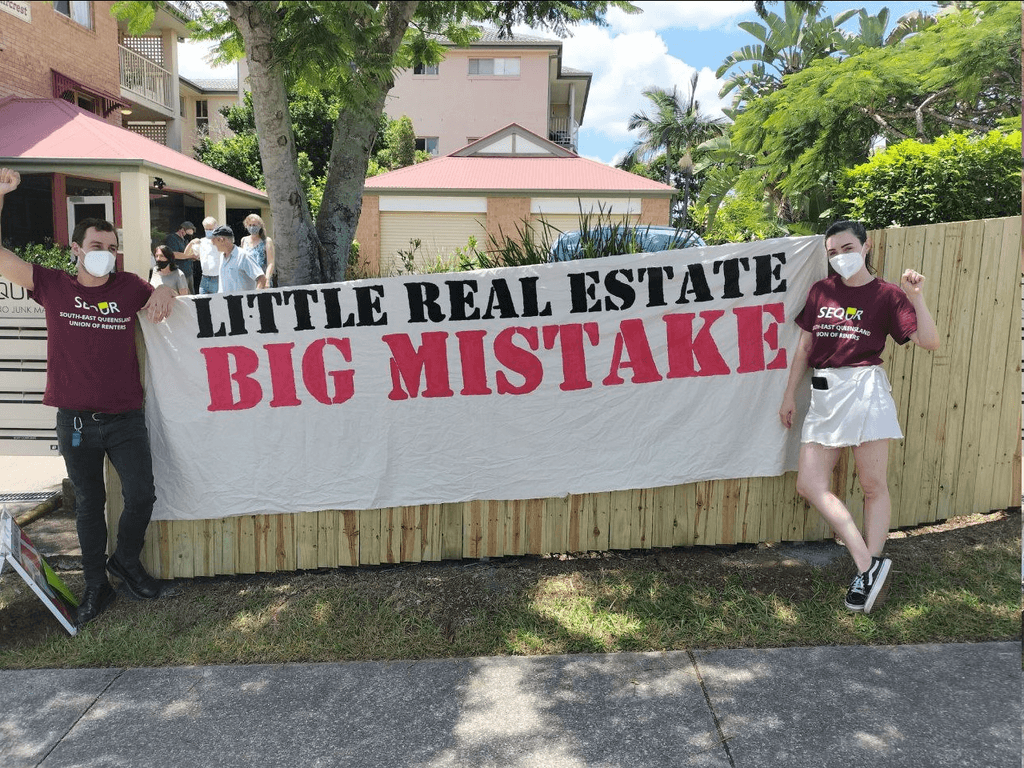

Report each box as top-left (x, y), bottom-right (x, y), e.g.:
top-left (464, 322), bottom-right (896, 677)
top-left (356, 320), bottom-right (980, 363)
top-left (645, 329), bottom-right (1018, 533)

top-left (779, 221), bottom-right (939, 614)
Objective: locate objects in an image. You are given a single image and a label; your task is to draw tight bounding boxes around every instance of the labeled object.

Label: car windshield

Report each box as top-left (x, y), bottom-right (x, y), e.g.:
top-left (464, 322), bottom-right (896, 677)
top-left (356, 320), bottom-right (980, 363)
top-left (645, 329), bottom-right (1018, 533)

top-left (550, 226), bottom-right (703, 261)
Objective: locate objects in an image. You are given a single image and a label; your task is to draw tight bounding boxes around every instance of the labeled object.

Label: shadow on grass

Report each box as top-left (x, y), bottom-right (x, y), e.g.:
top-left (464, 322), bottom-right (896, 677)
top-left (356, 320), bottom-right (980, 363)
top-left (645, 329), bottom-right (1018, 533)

top-left (0, 511), bottom-right (1018, 668)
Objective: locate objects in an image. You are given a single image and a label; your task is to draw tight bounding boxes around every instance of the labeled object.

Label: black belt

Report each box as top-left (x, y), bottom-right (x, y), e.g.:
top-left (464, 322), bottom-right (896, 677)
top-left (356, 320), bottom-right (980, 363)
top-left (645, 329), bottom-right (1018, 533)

top-left (58, 408), bottom-right (142, 423)
top-left (811, 376), bottom-right (829, 390)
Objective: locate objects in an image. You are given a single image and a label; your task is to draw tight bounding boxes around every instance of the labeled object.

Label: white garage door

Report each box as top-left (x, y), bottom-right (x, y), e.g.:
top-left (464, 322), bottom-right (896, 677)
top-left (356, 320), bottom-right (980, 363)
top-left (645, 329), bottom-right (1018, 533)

top-left (380, 213), bottom-right (488, 275)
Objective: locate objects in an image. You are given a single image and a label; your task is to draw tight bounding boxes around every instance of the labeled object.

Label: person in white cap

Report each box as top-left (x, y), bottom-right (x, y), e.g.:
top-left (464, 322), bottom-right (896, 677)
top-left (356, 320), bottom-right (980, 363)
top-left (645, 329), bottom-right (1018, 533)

top-left (210, 224), bottom-right (267, 293)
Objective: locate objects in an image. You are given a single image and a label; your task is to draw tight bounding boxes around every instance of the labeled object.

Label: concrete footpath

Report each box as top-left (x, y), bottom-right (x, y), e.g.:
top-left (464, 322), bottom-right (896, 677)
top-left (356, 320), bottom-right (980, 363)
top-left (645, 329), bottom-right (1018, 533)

top-left (1, 458), bottom-right (1022, 767)
top-left (1, 643), bottom-right (1019, 767)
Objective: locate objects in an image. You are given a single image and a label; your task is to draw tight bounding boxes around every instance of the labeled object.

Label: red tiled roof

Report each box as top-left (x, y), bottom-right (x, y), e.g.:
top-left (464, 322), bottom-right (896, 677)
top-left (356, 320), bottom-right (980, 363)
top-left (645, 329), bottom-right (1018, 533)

top-left (0, 97), bottom-right (265, 198)
top-left (364, 155), bottom-right (676, 195)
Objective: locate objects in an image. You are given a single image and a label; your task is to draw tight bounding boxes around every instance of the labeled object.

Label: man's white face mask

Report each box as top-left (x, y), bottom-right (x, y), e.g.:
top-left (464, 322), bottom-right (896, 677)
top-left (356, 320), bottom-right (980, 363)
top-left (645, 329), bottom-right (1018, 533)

top-left (829, 248), bottom-right (865, 280)
top-left (80, 249), bottom-right (116, 277)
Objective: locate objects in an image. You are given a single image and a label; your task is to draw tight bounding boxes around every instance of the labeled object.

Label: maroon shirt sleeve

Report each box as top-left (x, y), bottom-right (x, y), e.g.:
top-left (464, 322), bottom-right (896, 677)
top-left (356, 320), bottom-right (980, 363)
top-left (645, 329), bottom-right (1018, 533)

top-left (888, 285), bottom-right (918, 345)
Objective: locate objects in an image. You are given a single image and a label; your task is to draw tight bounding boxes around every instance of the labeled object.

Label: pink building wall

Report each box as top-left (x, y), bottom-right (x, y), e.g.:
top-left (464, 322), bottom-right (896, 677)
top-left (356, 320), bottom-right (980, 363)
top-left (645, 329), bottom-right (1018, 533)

top-left (385, 47), bottom-right (553, 156)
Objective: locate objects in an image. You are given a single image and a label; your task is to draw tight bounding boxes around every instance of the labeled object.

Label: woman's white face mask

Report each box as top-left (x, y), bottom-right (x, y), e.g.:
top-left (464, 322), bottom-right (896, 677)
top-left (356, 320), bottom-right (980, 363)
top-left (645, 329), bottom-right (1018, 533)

top-left (81, 249), bottom-right (116, 277)
top-left (829, 248), bottom-right (865, 279)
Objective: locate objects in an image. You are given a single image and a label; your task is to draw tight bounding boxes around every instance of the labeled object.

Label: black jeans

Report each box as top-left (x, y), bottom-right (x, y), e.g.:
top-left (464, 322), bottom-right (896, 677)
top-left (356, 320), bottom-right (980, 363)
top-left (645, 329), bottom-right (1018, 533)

top-left (56, 409), bottom-right (156, 587)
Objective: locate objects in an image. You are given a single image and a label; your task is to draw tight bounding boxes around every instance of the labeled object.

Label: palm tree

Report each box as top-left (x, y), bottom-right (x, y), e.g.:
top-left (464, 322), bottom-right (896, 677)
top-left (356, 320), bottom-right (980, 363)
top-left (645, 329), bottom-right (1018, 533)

top-left (617, 71), bottom-right (727, 225)
top-left (836, 8), bottom-right (937, 56)
top-left (716, 1), bottom-right (856, 112)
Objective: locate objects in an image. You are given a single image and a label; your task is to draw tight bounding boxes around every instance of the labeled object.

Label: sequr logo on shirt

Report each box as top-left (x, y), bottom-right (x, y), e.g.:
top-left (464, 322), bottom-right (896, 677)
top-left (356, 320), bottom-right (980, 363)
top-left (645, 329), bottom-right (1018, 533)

top-left (818, 305), bottom-right (864, 322)
top-left (74, 296), bottom-right (121, 315)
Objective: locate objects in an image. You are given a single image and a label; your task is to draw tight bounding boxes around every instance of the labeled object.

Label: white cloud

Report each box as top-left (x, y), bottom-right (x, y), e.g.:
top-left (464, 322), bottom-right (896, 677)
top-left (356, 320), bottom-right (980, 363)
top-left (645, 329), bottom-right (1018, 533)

top-left (562, 28), bottom-right (730, 151)
top-left (606, 0), bottom-right (751, 34)
top-left (177, 39), bottom-right (237, 81)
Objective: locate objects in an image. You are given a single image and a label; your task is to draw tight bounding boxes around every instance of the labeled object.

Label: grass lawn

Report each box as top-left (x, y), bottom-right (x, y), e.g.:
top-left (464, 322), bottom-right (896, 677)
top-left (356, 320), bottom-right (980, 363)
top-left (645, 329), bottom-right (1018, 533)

top-left (0, 509), bottom-right (1019, 669)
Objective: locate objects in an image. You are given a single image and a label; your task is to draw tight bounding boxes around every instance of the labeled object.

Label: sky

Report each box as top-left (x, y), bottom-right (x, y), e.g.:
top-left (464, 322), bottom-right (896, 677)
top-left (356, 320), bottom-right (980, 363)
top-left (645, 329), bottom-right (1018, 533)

top-left (177, 1), bottom-right (941, 167)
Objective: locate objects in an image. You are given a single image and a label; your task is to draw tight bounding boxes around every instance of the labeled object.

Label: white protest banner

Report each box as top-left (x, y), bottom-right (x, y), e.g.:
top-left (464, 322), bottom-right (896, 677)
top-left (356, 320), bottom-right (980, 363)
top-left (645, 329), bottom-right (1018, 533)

top-left (140, 236), bottom-right (826, 521)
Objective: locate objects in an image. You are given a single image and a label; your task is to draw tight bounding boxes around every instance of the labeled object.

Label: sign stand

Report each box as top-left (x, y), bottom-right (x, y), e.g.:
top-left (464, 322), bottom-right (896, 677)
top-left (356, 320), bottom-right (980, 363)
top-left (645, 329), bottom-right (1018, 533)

top-left (0, 509), bottom-right (78, 635)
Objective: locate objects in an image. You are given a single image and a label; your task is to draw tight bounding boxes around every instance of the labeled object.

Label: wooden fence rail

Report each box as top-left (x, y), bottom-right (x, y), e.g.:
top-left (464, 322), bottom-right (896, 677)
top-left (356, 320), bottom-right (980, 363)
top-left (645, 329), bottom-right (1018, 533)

top-left (108, 216), bottom-right (1022, 578)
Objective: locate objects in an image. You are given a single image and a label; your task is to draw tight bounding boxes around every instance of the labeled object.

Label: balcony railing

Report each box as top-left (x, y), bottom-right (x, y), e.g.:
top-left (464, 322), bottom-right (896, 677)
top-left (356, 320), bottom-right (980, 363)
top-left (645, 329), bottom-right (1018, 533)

top-left (548, 116), bottom-right (579, 152)
top-left (119, 44), bottom-right (173, 110)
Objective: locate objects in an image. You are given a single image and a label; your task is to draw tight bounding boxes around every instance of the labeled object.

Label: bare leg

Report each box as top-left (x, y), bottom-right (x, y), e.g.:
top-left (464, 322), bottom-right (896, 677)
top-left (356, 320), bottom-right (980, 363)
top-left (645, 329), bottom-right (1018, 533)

top-left (852, 439), bottom-right (891, 557)
top-left (796, 442), bottom-right (873, 573)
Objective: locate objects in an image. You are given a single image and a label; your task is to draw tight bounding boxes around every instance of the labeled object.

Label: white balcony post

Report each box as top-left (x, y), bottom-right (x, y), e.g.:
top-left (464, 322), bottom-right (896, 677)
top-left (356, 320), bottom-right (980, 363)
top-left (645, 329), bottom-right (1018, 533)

top-left (164, 29), bottom-right (182, 151)
top-left (118, 170), bottom-right (152, 278)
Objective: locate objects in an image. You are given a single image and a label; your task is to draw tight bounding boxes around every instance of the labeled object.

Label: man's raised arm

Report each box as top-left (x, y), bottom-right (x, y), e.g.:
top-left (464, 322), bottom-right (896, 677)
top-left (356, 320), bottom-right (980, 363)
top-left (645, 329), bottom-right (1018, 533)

top-left (0, 168), bottom-right (33, 290)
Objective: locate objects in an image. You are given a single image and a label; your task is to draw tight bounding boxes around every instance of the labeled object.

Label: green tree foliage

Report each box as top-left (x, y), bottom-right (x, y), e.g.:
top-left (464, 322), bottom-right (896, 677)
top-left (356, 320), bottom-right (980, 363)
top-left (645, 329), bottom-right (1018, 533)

top-left (195, 92), bottom-right (427, 213)
top-left (716, 1), bottom-right (856, 113)
top-left (617, 71), bottom-right (725, 227)
top-left (373, 115), bottom-right (423, 173)
top-left (696, 193), bottom-right (789, 245)
top-left (115, 0), bottom-right (638, 286)
top-left (834, 129), bottom-right (1022, 228)
top-left (728, 0), bottom-right (1020, 228)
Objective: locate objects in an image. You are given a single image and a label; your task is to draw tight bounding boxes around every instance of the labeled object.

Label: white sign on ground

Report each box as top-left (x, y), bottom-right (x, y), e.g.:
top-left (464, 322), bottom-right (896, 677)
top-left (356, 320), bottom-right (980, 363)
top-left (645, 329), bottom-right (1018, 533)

top-left (0, 510), bottom-right (78, 635)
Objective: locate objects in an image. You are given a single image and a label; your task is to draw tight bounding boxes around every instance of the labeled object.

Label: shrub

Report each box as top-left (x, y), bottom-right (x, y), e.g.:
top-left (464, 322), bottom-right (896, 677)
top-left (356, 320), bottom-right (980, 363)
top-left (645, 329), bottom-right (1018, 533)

top-left (834, 129), bottom-right (1022, 228)
top-left (15, 242), bottom-right (74, 274)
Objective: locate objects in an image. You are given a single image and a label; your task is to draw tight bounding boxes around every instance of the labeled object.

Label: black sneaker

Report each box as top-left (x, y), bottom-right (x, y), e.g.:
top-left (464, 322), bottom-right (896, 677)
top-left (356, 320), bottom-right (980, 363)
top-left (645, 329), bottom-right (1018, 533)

top-left (845, 556), bottom-right (892, 614)
top-left (76, 582), bottom-right (116, 627)
top-left (107, 553), bottom-right (161, 600)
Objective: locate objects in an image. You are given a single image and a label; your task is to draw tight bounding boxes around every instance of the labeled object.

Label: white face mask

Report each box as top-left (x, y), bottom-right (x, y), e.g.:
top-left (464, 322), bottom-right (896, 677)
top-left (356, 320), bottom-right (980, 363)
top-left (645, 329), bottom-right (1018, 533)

top-left (81, 249), bottom-right (116, 277)
top-left (205, 229), bottom-right (215, 238)
top-left (829, 248), bottom-right (865, 280)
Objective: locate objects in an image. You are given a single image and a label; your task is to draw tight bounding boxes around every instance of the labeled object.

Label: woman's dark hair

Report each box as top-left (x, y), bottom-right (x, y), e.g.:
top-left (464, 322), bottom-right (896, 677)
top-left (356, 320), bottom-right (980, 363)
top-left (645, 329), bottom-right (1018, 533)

top-left (154, 244), bottom-right (177, 270)
top-left (824, 220), bottom-right (874, 274)
top-left (824, 220), bottom-right (868, 244)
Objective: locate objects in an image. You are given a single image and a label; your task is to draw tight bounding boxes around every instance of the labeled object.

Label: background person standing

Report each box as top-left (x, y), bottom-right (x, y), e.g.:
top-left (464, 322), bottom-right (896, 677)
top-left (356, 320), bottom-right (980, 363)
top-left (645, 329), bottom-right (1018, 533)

top-left (150, 245), bottom-right (189, 296)
top-left (240, 213), bottom-right (275, 287)
top-left (212, 225), bottom-right (267, 292)
top-left (164, 221), bottom-right (196, 293)
top-left (185, 216), bottom-right (221, 294)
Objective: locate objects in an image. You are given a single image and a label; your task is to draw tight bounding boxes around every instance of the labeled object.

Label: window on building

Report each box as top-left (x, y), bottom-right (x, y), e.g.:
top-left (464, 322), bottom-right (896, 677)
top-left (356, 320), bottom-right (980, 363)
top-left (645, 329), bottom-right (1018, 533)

top-left (53, 1), bottom-right (91, 28)
top-left (59, 89), bottom-right (97, 114)
top-left (196, 100), bottom-right (209, 133)
top-left (415, 137), bottom-right (439, 156)
top-left (179, 96), bottom-right (186, 117)
top-left (468, 58), bottom-right (520, 76)
top-left (413, 62), bottom-right (439, 76)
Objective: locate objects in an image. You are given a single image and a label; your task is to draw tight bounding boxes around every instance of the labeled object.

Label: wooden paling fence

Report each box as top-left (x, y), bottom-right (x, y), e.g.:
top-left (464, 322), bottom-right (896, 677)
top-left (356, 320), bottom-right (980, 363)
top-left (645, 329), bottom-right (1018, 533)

top-left (109, 216), bottom-right (1022, 579)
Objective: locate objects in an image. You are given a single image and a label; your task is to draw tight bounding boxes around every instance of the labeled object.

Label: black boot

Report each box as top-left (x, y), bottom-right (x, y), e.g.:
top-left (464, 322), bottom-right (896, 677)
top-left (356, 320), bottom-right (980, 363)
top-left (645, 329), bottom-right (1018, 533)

top-left (77, 582), bottom-right (116, 627)
top-left (107, 553), bottom-right (161, 600)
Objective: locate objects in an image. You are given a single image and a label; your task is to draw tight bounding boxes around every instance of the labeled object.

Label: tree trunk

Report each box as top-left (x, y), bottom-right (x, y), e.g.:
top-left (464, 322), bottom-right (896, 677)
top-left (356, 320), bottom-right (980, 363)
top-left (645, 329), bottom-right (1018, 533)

top-left (315, 1), bottom-right (419, 283)
top-left (225, 1), bottom-right (324, 286)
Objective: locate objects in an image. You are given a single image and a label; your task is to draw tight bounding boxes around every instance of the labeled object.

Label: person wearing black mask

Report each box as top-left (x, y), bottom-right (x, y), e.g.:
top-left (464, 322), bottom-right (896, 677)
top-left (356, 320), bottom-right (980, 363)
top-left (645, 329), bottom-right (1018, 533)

top-left (149, 245), bottom-right (188, 296)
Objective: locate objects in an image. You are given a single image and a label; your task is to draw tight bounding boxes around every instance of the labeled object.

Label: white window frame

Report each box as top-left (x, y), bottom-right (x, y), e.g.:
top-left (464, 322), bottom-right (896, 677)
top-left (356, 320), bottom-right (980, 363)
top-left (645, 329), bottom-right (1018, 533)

top-left (196, 99), bottom-right (209, 133)
top-left (415, 137), bottom-right (439, 156)
top-left (468, 58), bottom-right (520, 76)
top-left (53, 1), bottom-right (91, 28)
top-left (413, 62), bottom-right (439, 76)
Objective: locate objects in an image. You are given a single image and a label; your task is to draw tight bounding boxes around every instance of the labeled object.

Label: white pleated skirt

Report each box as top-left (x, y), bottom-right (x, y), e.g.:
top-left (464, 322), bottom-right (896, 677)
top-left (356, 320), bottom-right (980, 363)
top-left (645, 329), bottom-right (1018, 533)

top-left (801, 366), bottom-right (903, 447)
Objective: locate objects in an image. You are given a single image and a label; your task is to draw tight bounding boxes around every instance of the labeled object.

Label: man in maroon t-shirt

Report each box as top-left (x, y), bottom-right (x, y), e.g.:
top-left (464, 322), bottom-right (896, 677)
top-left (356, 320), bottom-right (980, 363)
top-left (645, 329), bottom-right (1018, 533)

top-left (0, 168), bottom-right (176, 627)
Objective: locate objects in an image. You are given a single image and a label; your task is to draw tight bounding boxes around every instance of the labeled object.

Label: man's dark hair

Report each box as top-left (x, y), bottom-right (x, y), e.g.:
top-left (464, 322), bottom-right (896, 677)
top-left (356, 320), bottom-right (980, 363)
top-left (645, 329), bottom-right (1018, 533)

top-left (71, 218), bottom-right (116, 247)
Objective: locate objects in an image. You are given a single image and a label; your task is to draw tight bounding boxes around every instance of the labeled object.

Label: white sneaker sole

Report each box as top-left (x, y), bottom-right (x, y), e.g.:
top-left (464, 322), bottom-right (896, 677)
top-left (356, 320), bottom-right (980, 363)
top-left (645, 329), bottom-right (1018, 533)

top-left (863, 558), bottom-right (892, 614)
